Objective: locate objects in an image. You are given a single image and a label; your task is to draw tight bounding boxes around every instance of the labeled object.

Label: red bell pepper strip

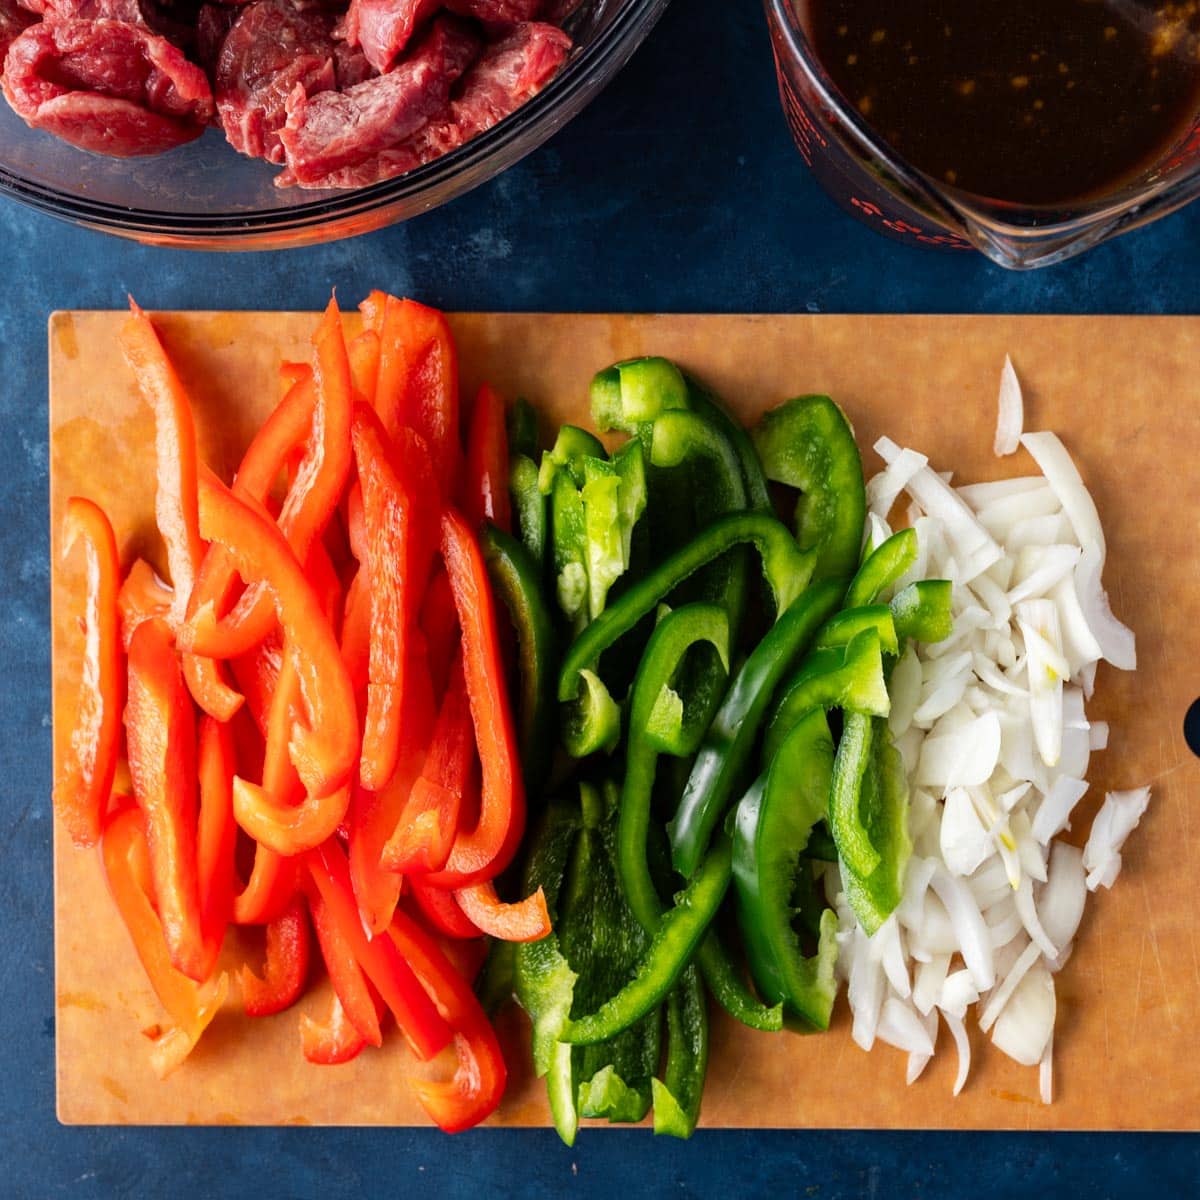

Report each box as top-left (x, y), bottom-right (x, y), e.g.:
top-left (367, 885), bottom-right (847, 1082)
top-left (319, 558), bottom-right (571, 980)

top-left (306, 885), bottom-right (383, 1047)
top-left (186, 471), bottom-right (359, 802)
top-left (421, 509), bottom-right (525, 888)
top-left (351, 405), bottom-right (437, 791)
top-left (119, 300), bottom-right (204, 623)
top-left (101, 803), bottom-right (229, 1078)
top-left (234, 776), bottom-right (351, 859)
top-left (188, 299), bottom-right (354, 659)
top-left (339, 569), bottom-right (371, 694)
top-left (462, 383), bottom-right (512, 533)
top-left (54, 497), bottom-right (122, 849)
top-left (300, 993), bottom-right (371, 1066)
top-left (230, 635), bottom-right (284, 738)
top-left (453, 880), bottom-right (551, 944)
top-left (372, 296), bottom-right (461, 489)
top-left (308, 841), bottom-right (452, 1061)
top-left (117, 558), bottom-right (173, 650)
top-left (125, 616), bottom-right (206, 981)
top-left (388, 909), bottom-right (507, 1132)
top-left (183, 654), bottom-right (243, 723)
top-left (408, 880), bottom-right (483, 940)
top-left (234, 845), bottom-right (299, 925)
top-left (241, 896), bottom-right (311, 1017)
top-left (420, 567), bottom-right (459, 702)
top-left (348, 648), bottom-right (435, 935)
top-left (281, 360), bottom-right (311, 393)
top-left (349, 329), bottom-right (381, 406)
top-left (381, 653), bottom-right (472, 875)
top-left (197, 716), bottom-right (237, 977)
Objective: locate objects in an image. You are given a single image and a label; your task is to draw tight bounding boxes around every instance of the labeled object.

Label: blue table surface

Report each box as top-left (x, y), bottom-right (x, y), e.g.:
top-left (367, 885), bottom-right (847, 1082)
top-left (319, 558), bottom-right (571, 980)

top-left (4, 2), bottom-right (1198, 1196)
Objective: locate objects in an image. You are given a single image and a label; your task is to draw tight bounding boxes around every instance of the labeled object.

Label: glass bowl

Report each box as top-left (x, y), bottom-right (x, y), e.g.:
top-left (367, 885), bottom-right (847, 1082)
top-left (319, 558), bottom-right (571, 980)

top-left (0, 0), bottom-right (668, 250)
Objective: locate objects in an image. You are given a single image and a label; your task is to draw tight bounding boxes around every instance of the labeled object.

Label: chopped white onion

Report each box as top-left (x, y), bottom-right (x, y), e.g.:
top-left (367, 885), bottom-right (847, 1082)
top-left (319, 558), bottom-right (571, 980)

top-left (943, 1011), bottom-right (972, 1096)
top-left (1015, 875), bottom-right (1058, 958)
top-left (1075, 546), bottom-right (1137, 670)
top-left (913, 954), bottom-right (951, 1016)
top-left (867, 446), bottom-right (928, 517)
top-left (916, 711), bottom-right (1002, 789)
top-left (1088, 721), bottom-right (1109, 751)
top-left (993, 355), bottom-right (1024, 456)
top-left (1039, 1033), bottom-right (1054, 1104)
top-left (980, 939), bottom-right (1041, 1033)
top-left (929, 866), bottom-right (995, 991)
top-left (1007, 544), bottom-right (1082, 605)
top-left (877, 997), bottom-right (935, 1056)
top-left (1019, 431), bottom-right (1105, 556)
top-left (940, 787), bottom-right (992, 877)
top-left (1084, 787), bottom-right (1151, 891)
top-left (1031, 776), bottom-right (1089, 844)
top-left (956, 476), bottom-right (1045, 508)
top-left (939, 970), bottom-right (980, 1020)
top-left (1038, 842), bottom-right (1087, 964)
top-left (991, 962), bottom-right (1056, 1067)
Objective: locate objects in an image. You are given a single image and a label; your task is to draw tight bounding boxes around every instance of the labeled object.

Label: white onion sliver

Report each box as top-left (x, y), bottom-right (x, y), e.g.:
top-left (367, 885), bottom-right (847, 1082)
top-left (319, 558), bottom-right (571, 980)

top-left (913, 954), bottom-right (951, 1016)
top-left (1015, 875), bottom-right (1058, 958)
top-left (1088, 721), bottom-right (1109, 751)
top-left (956, 476), bottom-right (1045, 508)
top-left (930, 865), bottom-right (995, 990)
top-left (916, 710), bottom-right (1002, 789)
top-left (943, 1011), bottom-right (972, 1096)
top-left (992, 962), bottom-right (1056, 1067)
top-left (1084, 787), bottom-right (1151, 891)
top-left (940, 969), bottom-right (980, 1020)
top-left (1007, 544), bottom-right (1082, 605)
top-left (994, 355), bottom-right (1024, 456)
top-left (980, 939), bottom-right (1041, 1033)
top-left (1031, 776), bottom-right (1088, 844)
top-left (1039, 1033), bottom-right (1054, 1105)
top-left (1038, 842), bottom-right (1087, 960)
top-left (867, 446), bottom-right (929, 517)
top-left (1019, 431), bottom-right (1105, 556)
top-left (1075, 545), bottom-right (1137, 670)
top-left (877, 997), bottom-right (935, 1056)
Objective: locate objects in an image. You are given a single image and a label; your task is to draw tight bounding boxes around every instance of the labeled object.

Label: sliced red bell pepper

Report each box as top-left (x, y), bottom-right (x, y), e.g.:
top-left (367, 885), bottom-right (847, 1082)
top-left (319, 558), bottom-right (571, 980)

top-left (339, 569), bottom-right (371, 694)
top-left (101, 803), bottom-right (229, 1079)
top-left (125, 616), bottom-right (206, 981)
top-left (230, 635), bottom-right (284, 739)
top-left (187, 472), bottom-right (359, 802)
top-left (407, 880), bottom-right (482, 940)
top-left (280, 360), bottom-right (311, 393)
top-left (420, 567), bottom-right (459, 702)
top-left (372, 296), bottom-right (461, 489)
top-left (241, 896), bottom-right (311, 1017)
top-left (117, 558), bottom-right (174, 650)
top-left (462, 383), bottom-right (512, 533)
top-left (453, 880), bottom-right (551, 944)
top-left (421, 509), bottom-right (525, 888)
top-left (382, 653), bottom-right (472, 875)
top-left (308, 841), bottom-right (452, 1062)
top-left (349, 648), bottom-right (435, 935)
top-left (234, 844), bottom-right (299, 925)
top-left (349, 329), bottom-right (381, 406)
top-left (54, 497), bottom-right (122, 849)
top-left (300, 992), bottom-right (372, 1066)
top-left (306, 885), bottom-right (383, 1047)
top-left (388, 909), bottom-right (507, 1132)
top-left (197, 715), bottom-right (237, 977)
top-left (187, 299), bottom-right (354, 659)
top-left (351, 404), bottom-right (438, 791)
top-left (119, 301), bottom-right (204, 622)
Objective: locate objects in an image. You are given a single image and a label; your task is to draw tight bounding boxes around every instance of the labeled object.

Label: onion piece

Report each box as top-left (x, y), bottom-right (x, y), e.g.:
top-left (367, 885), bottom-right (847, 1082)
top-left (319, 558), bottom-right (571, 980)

top-left (1019, 431), bottom-right (1105, 555)
top-left (1007, 544), bottom-right (1082, 605)
top-left (1039, 1032), bottom-right (1054, 1104)
top-left (1016, 875), bottom-right (1058, 958)
top-left (916, 711), bottom-right (1002, 789)
top-left (943, 1010), bottom-right (972, 1096)
top-left (1031, 776), bottom-right (1089, 843)
top-left (956, 476), bottom-right (1045, 509)
top-left (1038, 842), bottom-right (1087, 964)
top-left (940, 969), bottom-right (980, 1020)
top-left (1075, 545), bottom-right (1137, 670)
top-left (848, 928), bottom-right (885, 1051)
top-left (980, 939), bottom-right (1041, 1033)
top-left (992, 961), bottom-right (1056, 1067)
top-left (1051, 574), bottom-right (1103, 676)
top-left (1088, 721), bottom-right (1109, 751)
top-left (877, 997), bottom-right (935, 1056)
top-left (1083, 787), bottom-right (1151, 891)
top-left (994, 354), bottom-right (1024, 456)
top-left (888, 645), bottom-right (922, 737)
top-left (929, 865), bottom-right (995, 990)
top-left (913, 954), bottom-right (951, 1016)
top-left (867, 446), bottom-right (928, 517)
top-left (1015, 599), bottom-right (1066, 768)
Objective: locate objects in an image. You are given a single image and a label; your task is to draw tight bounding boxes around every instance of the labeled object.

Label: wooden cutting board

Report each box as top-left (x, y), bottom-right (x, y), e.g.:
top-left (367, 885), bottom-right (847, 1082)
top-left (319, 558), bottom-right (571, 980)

top-left (50, 311), bottom-right (1200, 1130)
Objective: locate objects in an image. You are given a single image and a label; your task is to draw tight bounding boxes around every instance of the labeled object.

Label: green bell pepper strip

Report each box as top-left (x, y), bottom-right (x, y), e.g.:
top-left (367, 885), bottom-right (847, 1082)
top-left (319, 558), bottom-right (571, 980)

top-left (611, 438), bottom-right (648, 567)
top-left (481, 524), bottom-right (556, 795)
top-left (546, 1041), bottom-right (579, 1145)
top-left (667, 578), bottom-right (844, 881)
top-left (582, 457), bottom-right (625, 621)
top-left (507, 397), bottom-right (540, 461)
top-left (891, 579), bottom-right (954, 643)
top-left (591, 357), bottom-right (690, 433)
top-left (509, 453), bottom-right (547, 570)
top-left (618, 604), bottom-right (730, 933)
top-left (732, 709), bottom-right (840, 1028)
top-left (550, 468), bottom-right (589, 628)
top-left (834, 715), bottom-right (912, 935)
top-left (561, 668), bottom-right (621, 759)
top-left (514, 803), bottom-right (581, 1077)
top-left (538, 424), bottom-right (607, 492)
top-left (751, 394), bottom-right (866, 582)
top-left (696, 935), bottom-right (783, 1031)
top-left (761, 627), bottom-right (891, 763)
top-left (652, 963), bottom-right (708, 1138)
top-left (845, 527), bottom-right (918, 608)
top-left (560, 839), bottom-right (734, 1046)
top-left (559, 511), bottom-right (817, 706)
top-left (579, 1064), bottom-right (652, 1123)
top-left (686, 379), bottom-right (773, 515)
top-left (813, 605), bottom-right (899, 656)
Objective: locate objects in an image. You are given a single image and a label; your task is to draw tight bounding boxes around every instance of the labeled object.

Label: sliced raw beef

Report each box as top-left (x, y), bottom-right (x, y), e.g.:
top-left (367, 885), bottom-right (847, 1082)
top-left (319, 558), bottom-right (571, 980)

top-left (278, 13), bottom-right (478, 185)
top-left (215, 0), bottom-right (337, 162)
top-left (0, 0), bottom-right (36, 61)
top-left (331, 36), bottom-right (373, 87)
top-left (37, 0), bottom-right (146, 20)
top-left (337, 0), bottom-right (438, 75)
top-left (443, 0), bottom-right (542, 23)
top-left (2, 19), bottom-right (213, 155)
top-left (281, 21), bottom-right (568, 188)
top-left (194, 2), bottom-right (236, 72)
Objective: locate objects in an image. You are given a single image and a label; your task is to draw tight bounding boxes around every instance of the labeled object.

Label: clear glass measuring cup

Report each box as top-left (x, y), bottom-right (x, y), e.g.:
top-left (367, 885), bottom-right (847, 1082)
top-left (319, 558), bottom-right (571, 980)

top-left (764, 0), bottom-right (1200, 269)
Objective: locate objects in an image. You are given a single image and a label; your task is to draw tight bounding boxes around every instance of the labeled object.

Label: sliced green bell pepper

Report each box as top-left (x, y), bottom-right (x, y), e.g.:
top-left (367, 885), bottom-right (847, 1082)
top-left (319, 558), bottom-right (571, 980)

top-left (733, 709), bottom-right (840, 1028)
top-left (891, 579), bottom-right (954, 643)
top-left (667, 578), bottom-right (844, 881)
top-left (751, 394), bottom-right (866, 582)
top-left (652, 963), bottom-right (708, 1138)
top-left (813, 604), bottom-right (900, 656)
top-left (846, 527), bottom-right (918, 608)
top-left (507, 397), bottom-right (540, 461)
top-left (509, 453), bottom-right (547, 571)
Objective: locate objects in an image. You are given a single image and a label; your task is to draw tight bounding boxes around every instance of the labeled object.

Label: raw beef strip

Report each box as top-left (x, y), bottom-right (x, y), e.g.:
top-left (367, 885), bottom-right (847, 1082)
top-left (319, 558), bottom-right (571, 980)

top-left (194, 2), bottom-right (236, 72)
top-left (2, 19), bottom-right (213, 154)
top-left (443, 0), bottom-right (542, 22)
top-left (37, 0), bottom-right (145, 20)
top-left (279, 13), bottom-right (478, 185)
top-left (337, 0), bottom-right (438, 75)
top-left (215, 0), bottom-right (337, 162)
top-left (332, 37), bottom-right (373, 88)
top-left (281, 21), bottom-right (568, 189)
top-left (0, 0), bottom-right (36, 61)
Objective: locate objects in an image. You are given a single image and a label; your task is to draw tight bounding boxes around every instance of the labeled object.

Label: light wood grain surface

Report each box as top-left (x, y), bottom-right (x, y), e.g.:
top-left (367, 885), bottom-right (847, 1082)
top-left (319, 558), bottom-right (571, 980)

top-left (50, 311), bottom-right (1200, 1129)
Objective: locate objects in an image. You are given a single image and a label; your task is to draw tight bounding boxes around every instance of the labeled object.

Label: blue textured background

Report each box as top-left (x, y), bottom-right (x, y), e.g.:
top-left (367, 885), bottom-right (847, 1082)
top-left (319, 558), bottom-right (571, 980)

top-left (3, 2), bottom-right (1198, 1196)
